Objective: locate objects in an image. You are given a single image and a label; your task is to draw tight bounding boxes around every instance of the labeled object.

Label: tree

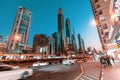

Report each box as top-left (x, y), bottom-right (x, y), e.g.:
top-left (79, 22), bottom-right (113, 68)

top-left (33, 34), bottom-right (49, 59)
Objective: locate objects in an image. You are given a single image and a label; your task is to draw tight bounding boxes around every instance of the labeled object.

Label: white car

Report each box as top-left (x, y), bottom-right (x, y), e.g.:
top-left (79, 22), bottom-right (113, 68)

top-left (33, 61), bottom-right (49, 67)
top-left (0, 63), bottom-right (33, 80)
top-left (62, 59), bottom-right (75, 65)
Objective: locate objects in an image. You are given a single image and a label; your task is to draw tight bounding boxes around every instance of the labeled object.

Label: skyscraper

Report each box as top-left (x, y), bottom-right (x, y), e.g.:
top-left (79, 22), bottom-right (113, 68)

top-left (7, 6), bottom-right (32, 52)
top-left (52, 32), bottom-right (60, 56)
top-left (81, 39), bottom-right (85, 51)
top-left (58, 8), bottom-right (65, 54)
top-left (65, 18), bottom-right (71, 44)
top-left (71, 29), bottom-right (77, 53)
top-left (78, 33), bottom-right (82, 50)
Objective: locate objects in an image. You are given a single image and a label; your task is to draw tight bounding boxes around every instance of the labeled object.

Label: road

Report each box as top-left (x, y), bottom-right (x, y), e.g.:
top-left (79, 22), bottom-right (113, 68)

top-left (26, 63), bottom-right (82, 80)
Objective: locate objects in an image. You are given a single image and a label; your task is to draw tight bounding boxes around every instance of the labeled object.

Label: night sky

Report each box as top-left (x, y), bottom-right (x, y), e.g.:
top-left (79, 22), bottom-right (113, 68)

top-left (0, 0), bottom-right (102, 51)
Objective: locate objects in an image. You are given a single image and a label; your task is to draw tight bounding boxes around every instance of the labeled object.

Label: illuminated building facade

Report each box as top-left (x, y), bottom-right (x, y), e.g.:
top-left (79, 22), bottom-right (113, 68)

top-left (90, 0), bottom-right (111, 52)
top-left (7, 6), bottom-right (32, 52)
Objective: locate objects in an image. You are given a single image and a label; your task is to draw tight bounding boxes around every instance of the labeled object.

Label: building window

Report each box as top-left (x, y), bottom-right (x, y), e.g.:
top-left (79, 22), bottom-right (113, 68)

top-left (94, 0), bottom-right (98, 3)
top-left (101, 31), bottom-right (104, 35)
top-left (100, 16), bottom-right (105, 22)
top-left (103, 39), bottom-right (106, 43)
top-left (102, 24), bottom-right (107, 29)
top-left (96, 4), bottom-right (100, 8)
top-left (105, 32), bottom-right (109, 38)
top-left (98, 10), bottom-right (103, 15)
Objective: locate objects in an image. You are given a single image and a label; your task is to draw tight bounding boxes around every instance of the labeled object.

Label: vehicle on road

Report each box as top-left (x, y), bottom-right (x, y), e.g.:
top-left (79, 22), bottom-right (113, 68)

top-left (0, 63), bottom-right (33, 80)
top-left (62, 59), bottom-right (76, 65)
top-left (33, 61), bottom-right (49, 67)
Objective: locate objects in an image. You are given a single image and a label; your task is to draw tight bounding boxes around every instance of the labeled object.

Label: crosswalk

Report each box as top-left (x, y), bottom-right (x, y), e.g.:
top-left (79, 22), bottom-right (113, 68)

top-left (80, 62), bottom-right (101, 80)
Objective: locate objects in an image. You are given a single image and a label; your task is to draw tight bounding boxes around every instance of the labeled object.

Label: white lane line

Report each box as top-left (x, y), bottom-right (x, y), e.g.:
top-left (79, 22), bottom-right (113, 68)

top-left (101, 68), bottom-right (104, 80)
top-left (74, 63), bottom-right (84, 80)
top-left (81, 75), bottom-right (95, 80)
top-left (84, 74), bottom-right (99, 79)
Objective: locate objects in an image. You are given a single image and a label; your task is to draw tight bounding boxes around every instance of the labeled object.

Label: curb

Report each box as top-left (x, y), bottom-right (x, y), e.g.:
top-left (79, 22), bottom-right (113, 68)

top-left (74, 62), bottom-right (84, 80)
top-left (99, 65), bottom-right (103, 80)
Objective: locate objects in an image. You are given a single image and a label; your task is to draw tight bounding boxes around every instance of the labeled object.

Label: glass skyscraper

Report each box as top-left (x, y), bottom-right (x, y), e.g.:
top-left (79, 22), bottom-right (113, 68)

top-left (58, 8), bottom-right (65, 54)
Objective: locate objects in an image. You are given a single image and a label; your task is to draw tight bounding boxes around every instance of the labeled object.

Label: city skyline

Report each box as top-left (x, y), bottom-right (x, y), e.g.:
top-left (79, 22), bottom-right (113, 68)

top-left (0, 0), bottom-right (102, 51)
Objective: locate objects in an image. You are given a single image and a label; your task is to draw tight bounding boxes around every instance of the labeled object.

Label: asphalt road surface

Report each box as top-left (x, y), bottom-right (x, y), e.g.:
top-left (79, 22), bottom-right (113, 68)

top-left (26, 63), bottom-right (82, 80)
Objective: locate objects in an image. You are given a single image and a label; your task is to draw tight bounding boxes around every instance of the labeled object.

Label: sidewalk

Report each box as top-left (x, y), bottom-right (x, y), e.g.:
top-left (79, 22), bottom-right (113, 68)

top-left (102, 61), bottom-right (120, 80)
top-left (79, 62), bottom-right (101, 80)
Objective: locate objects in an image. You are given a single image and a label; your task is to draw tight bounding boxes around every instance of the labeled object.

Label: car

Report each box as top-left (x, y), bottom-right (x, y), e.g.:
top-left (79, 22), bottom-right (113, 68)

top-left (33, 61), bottom-right (49, 67)
top-left (62, 59), bottom-right (76, 65)
top-left (0, 63), bottom-right (33, 80)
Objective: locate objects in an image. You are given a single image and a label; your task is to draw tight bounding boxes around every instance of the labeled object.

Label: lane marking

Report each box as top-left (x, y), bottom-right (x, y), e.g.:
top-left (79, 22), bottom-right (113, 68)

top-left (74, 63), bottom-right (84, 80)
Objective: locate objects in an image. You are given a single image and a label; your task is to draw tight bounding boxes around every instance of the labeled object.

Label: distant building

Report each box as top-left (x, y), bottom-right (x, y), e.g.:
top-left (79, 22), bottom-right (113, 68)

top-left (58, 8), bottom-right (65, 54)
top-left (52, 32), bottom-right (60, 56)
top-left (81, 39), bottom-right (85, 51)
top-left (0, 35), bottom-right (2, 42)
top-left (78, 34), bottom-right (82, 50)
top-left (65, 18), bottom-right (71, 44)
top-left (32, 34), bottom-right (46, 53)
top-left (64, 36), bottom-right (70, 50)
top-left (87, 47), bottom-right (92, 54)
top-left (7, 6), bottom-right (32, 52)
top-left (71, 29), bottom-right (77, 53)
top-left (48, 37), bottom-right (55, 55)
top-left (0, 42), bottom-right (6, 53)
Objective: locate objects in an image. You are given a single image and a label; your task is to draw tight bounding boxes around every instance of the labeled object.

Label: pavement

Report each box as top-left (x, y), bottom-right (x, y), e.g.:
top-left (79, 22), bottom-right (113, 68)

top-left (78, 60), bottom-right (120, 80)
top-left (101, 61), bottom-right (120, 80)
top-left (78, 62), bottom-right (101, 80)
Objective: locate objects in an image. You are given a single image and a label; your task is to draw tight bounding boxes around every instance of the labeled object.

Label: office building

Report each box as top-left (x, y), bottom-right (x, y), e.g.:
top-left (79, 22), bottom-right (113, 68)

top-left (78, 33), bottom-right (82, 50)
top-left (7, 6), bottom-right (32, 52)
top-left (65, 18), bottom-right (71, 44)
top-left (52, 32), bottom-right (60, 56)
top-left (58, 8), bottom-right (65, 54)
top-left (71, 29), bottom-right (77, 53)
top-left (81, 39), bottom-right (85, 51)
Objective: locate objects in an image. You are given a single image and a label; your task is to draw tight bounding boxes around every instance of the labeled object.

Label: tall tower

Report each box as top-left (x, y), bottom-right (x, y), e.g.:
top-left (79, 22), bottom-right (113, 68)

top-left (58, 8), bottom-right (64, 54)
top-left (78, 34), bottom-right (82, 50)
top-left (81, 39), bottom-right (85, 51)
top-left (52, 32), bottom-right (60, 56)
top-left (7, 6), bottom-right (32, 52)
top-left (72, 29), bottom-right (77, 53)
top-left (90, 0), bottom-right (111, 52)
top-left (65, 18), bottom-right (71, 44)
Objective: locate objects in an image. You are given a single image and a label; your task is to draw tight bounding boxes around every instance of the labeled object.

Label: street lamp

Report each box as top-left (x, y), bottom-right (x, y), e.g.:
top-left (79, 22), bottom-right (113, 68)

top-left (90, 19), bottom-right (97, 26)
top-left (14, 34), bottom-right (21, 52)
top-left (14, 35), bottom-right (21, 42)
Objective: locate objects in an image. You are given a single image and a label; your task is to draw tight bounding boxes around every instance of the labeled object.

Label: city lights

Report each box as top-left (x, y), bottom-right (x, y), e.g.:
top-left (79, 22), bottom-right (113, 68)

top-left (111, 13), bottom-right (116, 22)
top-left (14, 34), bottom-right (21, 42)
top-left (90, 19), bottom-right (96, 26)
